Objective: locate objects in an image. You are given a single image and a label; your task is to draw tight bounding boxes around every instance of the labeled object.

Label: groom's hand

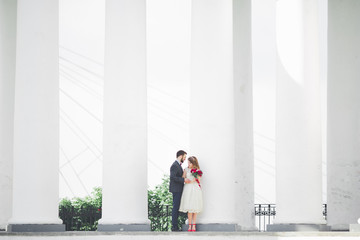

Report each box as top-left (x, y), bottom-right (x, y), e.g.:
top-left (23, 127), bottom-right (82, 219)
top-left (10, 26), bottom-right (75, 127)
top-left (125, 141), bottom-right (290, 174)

top-left (185, 178), bottom-right (191, 184)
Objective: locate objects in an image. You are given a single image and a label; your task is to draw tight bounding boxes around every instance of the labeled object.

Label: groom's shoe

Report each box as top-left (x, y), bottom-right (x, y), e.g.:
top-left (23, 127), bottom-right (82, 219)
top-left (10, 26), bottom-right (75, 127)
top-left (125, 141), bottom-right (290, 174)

top-left (171, 228), bottom-right (181, 232)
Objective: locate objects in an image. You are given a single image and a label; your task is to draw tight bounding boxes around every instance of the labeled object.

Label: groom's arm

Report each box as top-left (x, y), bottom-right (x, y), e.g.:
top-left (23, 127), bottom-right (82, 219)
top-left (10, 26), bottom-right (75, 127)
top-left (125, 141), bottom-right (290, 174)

top-left (170, 164), bottom-right (184, 183)
top-left (182, 169), bottom-right (186, 178)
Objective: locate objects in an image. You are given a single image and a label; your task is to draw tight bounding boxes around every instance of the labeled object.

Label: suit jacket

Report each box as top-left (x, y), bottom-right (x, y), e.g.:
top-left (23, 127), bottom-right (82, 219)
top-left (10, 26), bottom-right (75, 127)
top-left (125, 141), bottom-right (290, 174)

top-left (169, 161), bottom-right (184, 193)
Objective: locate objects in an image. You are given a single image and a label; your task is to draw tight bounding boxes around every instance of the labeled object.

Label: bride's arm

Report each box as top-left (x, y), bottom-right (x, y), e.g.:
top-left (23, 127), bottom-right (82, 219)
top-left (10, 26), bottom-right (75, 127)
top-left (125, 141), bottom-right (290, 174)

top-left (192, 176), bottom-right (200, 183)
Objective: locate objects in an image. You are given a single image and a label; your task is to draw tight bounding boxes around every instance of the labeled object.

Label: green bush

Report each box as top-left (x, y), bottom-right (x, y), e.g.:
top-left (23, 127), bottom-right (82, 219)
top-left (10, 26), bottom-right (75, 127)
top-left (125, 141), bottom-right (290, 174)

top-left (59, 187), bottom-right (102, 231)
top-left (148, 175), bottom-right (187, 231)
top-left (59, 176), bottom-right (187, 231)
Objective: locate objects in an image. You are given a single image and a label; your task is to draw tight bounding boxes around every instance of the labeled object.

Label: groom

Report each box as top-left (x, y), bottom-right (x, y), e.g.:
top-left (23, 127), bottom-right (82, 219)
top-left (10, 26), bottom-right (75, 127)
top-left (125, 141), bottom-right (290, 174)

top-left (169, 150), bottom-right (190, 231)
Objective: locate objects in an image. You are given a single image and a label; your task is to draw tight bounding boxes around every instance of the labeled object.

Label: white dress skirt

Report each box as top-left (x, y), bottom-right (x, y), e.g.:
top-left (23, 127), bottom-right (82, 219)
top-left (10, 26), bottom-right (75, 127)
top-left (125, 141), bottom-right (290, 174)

top-left (179, 168), bottom-right (203, 213)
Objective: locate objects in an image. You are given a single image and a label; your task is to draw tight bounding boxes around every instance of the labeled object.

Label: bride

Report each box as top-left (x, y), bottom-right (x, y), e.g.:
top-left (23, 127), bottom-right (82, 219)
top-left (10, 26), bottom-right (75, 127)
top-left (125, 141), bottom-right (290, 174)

top-left (179, 156), bottom-right (203, 232)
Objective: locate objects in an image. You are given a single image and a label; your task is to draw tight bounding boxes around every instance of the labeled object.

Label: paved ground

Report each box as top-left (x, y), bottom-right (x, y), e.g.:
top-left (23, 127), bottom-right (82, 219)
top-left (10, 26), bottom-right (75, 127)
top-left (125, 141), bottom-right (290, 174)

top-left (1, 232), bottom-right (360, 240)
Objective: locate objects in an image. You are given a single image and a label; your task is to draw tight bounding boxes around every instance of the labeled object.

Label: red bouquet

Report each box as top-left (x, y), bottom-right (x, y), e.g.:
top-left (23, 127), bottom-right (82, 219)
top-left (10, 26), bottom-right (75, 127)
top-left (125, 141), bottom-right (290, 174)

top-left (190, 169), bottom-right (203, 188)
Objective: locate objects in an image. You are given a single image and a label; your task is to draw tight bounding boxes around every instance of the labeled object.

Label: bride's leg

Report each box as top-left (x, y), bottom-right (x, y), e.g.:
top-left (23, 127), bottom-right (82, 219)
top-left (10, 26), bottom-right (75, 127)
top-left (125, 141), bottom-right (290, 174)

top-left (192, 213), bottom-right (197, 231)
top-left (187, 212), bottom-right (193, 230)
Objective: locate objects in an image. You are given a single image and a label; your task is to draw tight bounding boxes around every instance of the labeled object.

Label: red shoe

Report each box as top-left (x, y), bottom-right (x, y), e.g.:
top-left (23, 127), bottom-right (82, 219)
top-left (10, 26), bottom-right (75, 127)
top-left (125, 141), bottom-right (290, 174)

top-left (192, 224), bottom-right (196, 232)
top-left (188, 224), bottom-right (192, 232)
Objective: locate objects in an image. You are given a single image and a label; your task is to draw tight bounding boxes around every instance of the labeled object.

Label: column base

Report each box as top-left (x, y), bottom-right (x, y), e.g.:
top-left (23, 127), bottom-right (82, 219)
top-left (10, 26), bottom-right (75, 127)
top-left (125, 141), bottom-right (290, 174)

top-left (267, 224), bottom-right (330, 232)
top-left (181, 223), bottom-right (249, 232)
top-left (7, 224), bottom-right (65, 232)
top-left (349, 224), bottom-right (360, 232)
top-left (330, 224), bottom-right (351, 231)
top-left (97, 224), bottom-right (150, 232)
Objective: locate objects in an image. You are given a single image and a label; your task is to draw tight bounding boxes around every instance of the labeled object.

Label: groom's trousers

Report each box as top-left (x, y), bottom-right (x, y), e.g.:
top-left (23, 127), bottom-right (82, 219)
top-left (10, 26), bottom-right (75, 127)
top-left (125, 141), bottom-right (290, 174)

top-left (171, 192), bottom-right (182, 230)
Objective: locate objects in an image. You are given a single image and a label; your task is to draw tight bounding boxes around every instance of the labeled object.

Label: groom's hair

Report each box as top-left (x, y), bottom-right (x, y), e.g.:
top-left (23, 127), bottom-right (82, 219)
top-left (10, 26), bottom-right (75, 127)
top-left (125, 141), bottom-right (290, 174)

top-left (176, 150), bottom-right (187, 158)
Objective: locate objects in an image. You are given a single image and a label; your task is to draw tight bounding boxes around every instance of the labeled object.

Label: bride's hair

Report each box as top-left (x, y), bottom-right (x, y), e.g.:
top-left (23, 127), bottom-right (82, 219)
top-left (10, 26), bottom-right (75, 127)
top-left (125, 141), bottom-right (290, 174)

top-left (188, 156), bottom-right (200, 169)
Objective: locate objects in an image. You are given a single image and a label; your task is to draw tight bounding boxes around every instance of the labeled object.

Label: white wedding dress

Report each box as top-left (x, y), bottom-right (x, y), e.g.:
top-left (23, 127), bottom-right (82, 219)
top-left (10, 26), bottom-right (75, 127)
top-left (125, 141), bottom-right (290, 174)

top-left (179, 168), bottom-right (203, 213)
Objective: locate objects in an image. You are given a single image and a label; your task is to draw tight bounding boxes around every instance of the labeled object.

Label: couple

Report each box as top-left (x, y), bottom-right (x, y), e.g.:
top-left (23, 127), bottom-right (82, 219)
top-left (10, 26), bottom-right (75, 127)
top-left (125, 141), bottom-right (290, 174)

top-left (169, 150), bottom-right (203, 232)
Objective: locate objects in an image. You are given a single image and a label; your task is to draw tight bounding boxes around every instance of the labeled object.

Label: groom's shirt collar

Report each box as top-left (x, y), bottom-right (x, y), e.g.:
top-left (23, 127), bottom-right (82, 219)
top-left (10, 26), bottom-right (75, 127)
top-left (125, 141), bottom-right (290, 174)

top-left (176, 159), bottom-right (181, 166)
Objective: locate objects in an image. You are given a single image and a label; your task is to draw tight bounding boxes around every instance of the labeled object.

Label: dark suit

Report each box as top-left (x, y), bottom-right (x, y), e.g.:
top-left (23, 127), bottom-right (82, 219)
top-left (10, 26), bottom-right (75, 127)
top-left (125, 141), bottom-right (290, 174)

top-left (169, 160), bottom-right (184, 230)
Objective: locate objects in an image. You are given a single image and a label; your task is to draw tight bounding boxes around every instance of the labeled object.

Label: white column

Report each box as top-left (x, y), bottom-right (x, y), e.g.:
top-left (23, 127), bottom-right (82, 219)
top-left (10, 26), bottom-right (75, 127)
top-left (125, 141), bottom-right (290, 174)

top-left (98, 0), bottom-right (149, 231)
top-left (0, 0), bottom-right (16, 231)
top-left (7, 0), bottom-right (63, 232)
top-left (190, 0), bottom-right (253, 231)
top-left (233, 0), bottom-right (256, 231)
top-left (328, 0), bottom-right (360, 231)
top-left (269, 0), bottom-right (325, 231)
